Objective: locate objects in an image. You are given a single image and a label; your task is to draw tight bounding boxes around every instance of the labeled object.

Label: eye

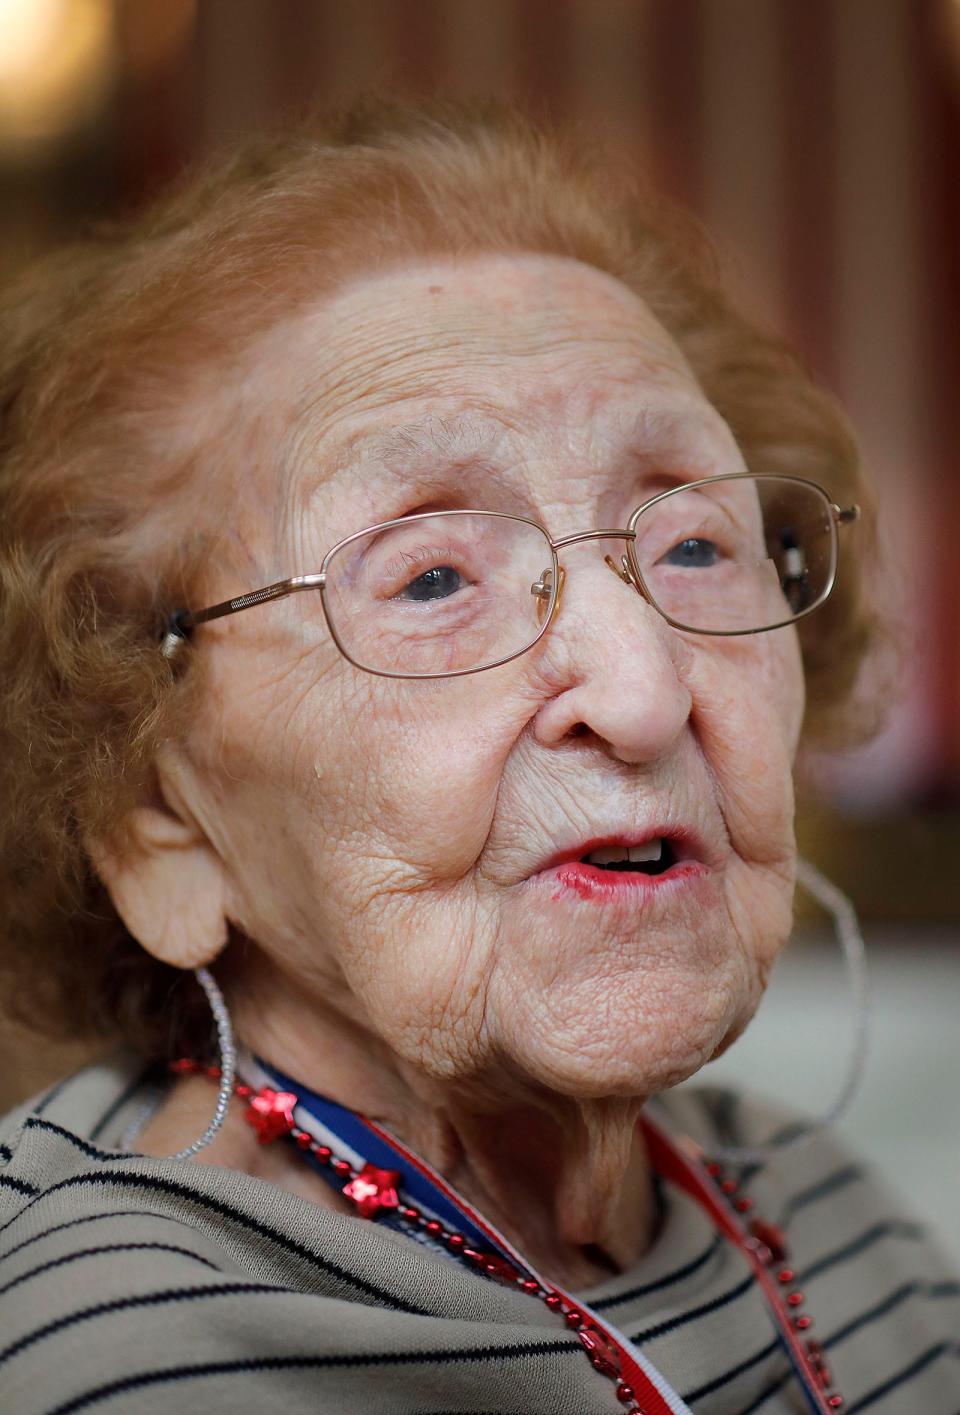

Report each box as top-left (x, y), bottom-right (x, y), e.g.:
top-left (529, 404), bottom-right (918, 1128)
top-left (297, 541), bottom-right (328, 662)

top-left (397, 565), bottom-right (464, 601)
top-left (661, 537), bottom-right (719, 568)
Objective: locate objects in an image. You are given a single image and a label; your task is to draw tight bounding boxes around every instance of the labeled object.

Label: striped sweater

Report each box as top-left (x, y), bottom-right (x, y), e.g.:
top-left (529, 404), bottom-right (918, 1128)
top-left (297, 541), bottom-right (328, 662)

top-left (0, 1053), bottom-right (957, 1414)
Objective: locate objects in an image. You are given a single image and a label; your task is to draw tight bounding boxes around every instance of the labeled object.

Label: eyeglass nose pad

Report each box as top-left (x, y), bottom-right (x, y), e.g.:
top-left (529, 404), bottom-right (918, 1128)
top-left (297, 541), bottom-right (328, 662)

top-left (531, 565), bottom-right (566, 626)
top-left (604, 553), bottom-right (640, 590)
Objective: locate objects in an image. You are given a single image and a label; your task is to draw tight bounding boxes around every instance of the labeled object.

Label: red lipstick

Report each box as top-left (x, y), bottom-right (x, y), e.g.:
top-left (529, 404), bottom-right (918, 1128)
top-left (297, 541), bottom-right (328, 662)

top-left (550, 857), bottom-right (706, 901)
top-left (529, 832), bottom-right (708, 903)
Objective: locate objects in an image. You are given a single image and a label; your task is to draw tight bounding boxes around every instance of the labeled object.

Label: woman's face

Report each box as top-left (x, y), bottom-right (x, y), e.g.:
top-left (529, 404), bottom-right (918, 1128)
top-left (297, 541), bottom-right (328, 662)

top-left (179, 253), bottom-right (804, 1104)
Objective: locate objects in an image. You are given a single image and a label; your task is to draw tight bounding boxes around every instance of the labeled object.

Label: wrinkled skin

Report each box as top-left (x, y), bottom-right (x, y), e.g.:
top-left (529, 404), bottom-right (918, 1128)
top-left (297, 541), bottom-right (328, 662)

top-left (100, 254), bottom-right (804, 1286)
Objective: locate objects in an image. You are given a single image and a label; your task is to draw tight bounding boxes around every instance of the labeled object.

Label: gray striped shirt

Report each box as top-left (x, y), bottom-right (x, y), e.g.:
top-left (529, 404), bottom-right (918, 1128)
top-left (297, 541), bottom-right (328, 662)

top-left (1, 1054), bottom-right (957, 1413)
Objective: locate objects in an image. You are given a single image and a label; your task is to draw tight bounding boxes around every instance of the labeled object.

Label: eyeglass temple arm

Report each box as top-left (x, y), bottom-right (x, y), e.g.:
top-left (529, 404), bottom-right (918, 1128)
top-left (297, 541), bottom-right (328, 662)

top-left (780, 502), bottom-right (859, 546)
top-left (161, 573), bottom-right (325, 659)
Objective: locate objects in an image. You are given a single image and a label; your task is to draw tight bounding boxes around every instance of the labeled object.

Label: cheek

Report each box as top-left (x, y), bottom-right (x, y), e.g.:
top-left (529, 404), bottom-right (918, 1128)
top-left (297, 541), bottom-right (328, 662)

top-left (771, 628), bottom-right (806, 753)
top-left (313, 671), bottom-right (534, 881)
top-left (687, 629), bottom-right (804, 861)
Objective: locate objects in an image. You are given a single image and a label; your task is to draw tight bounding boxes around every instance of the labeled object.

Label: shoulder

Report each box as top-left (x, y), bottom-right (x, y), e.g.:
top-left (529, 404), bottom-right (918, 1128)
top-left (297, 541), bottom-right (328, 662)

top-left (0, 1058), bottom-right (484, 1415)
top-left (0, 1051), bottom-right (153, 1209)
top-left (0, 1085), bottom-right (599, 1415)
top-left (0, 1056), bottom-right (229, 1411)
top-left (657, 1080), bottom-right (959, 1274)
top-left (655, 1082), bottom-right (960, 1409)
top-left (0, 1054), bottom-right (372, 1292)
top-left (0, 1047), bottom-right (154, 1143)
top-left (659, 1082), bottom-right (941, 1223)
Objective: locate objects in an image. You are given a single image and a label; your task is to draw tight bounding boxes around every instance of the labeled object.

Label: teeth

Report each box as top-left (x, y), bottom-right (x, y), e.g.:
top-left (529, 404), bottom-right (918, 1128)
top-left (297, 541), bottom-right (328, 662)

top-left (585, 839), bottom-right (663, 866)
top-left (630, 839), bottom-right (663, 863)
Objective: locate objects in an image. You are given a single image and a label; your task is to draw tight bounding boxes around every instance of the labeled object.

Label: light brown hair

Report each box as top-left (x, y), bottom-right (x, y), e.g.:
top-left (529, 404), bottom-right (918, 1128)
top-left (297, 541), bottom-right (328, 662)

top-left (0, 98), bottom-right (877, 1056)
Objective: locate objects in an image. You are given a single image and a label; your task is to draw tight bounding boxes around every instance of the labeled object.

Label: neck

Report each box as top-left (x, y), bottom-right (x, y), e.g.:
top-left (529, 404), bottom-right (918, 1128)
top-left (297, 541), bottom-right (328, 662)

top-left (226, 968), bottom-right (658, 1289)
top-left (405, 1096), bottom-right (656, 1288)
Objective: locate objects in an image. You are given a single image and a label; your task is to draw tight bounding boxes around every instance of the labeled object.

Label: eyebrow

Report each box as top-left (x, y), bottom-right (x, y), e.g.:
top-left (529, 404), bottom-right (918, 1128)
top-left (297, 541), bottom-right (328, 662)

top-left (358, 413), bottom-right (510, 468)
top-left (356, 405), bottom-right (731, 467)
top-left (304, 403), bottom-right (737, 524)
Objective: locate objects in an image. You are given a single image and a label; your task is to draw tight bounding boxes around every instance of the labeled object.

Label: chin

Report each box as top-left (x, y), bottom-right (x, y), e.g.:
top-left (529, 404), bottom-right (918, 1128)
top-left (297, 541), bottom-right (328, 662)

top-left (491, 989), bottom-right (753, 1103)
top-left (477, 905), bottom-right (766, 1100)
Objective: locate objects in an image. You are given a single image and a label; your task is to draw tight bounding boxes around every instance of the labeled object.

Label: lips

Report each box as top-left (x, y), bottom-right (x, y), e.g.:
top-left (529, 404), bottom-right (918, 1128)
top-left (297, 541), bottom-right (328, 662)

top-left (534, 831), bottom-right (701, 877)
top-left (526, 826), bottom-right (713, 905)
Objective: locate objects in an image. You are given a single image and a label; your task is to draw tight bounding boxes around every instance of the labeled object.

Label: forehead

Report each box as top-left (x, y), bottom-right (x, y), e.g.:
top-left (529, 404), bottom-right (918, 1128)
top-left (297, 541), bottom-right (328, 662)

top-left (287, 252), bottom-right (696, 419)
top-left (252, 253), bottom-right (739, 532)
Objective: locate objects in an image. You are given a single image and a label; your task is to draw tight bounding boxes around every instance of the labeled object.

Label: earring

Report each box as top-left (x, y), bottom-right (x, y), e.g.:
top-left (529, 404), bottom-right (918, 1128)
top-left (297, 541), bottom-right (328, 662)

top-left (168, 966), bottom-right (237, 1161)
top-left (708, 856), bottom-right (870, 1170)
top-left (119, 965), bottom-right (236, 1157)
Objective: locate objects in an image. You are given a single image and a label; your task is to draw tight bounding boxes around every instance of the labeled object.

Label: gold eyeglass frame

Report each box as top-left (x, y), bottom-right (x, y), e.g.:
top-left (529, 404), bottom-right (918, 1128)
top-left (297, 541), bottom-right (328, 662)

top-left (160, 472), bottom-right (860, 679)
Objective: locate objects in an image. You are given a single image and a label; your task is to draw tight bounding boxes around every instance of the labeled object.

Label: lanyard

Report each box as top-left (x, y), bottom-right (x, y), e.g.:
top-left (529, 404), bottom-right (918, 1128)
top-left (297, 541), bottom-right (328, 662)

top-left (244, 1054), bottom-right (836, 1414)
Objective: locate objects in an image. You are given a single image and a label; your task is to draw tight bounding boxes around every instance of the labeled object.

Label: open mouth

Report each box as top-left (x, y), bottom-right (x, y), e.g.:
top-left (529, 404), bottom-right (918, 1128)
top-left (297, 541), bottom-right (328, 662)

top-left (527, 830), bottom-right (711, 901)
top-left (578, 839), bottom-right (676, 877)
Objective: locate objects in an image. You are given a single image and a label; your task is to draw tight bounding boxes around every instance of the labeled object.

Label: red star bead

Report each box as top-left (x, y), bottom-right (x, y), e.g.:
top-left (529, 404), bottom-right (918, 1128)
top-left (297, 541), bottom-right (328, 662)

top-left (341, 1163), bottom-right (402, 1218)
top-left (749, 1218), bottom-right (789, 1264)
top-left (578, 1326), bottom-right (623, 1380)
top-left (744, 1236), bottom-right (774, 1266)
top-left (245, 1088), bottom-right (298, 1144)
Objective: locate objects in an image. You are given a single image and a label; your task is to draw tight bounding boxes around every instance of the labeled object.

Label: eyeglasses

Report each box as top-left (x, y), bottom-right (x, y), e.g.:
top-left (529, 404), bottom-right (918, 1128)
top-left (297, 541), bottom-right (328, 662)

top-left (161, 473), bottom-right (859, 679)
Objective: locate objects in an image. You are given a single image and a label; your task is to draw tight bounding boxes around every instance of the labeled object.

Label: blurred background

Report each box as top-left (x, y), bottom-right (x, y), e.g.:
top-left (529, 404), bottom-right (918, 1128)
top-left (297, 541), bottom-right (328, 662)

top-left (1, 1), bottom-right (957, 1250)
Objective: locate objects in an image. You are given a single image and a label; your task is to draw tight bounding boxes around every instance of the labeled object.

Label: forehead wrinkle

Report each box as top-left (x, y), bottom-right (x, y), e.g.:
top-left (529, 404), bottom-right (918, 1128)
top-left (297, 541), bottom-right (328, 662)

top-left (282, 265), bottom-right (692, 440)
top-left (280, 327), bottom-right (736, 520)
top-left (367, 412), bottom-right (512, 466)
top-left (293, 407), bottom-right (524, 515)
top-left (243, 259), bottom-right (745, 576)
top-left (292, 319), bottom-right (534, 429)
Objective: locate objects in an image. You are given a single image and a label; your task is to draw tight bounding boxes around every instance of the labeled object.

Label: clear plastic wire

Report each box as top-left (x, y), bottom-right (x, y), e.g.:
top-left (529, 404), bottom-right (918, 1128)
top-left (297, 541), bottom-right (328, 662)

top-left (708, 857), bottom-right (871, 1170)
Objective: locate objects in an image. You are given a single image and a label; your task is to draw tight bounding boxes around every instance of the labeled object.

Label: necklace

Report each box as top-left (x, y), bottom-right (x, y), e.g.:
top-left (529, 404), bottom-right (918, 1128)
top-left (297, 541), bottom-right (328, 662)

top-left (173, 1054), bottom-right (845, 1414)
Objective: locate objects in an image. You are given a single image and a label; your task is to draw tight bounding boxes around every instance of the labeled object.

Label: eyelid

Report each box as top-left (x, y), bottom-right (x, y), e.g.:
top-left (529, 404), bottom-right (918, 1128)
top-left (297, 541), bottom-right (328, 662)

top-left (375, 536), bottom-right (481, 590)
top-left (657, 482), bottom-right (750, 528)
top-left (635, 471), bottom-right (694, 501)
top-left (644, 486), bottom-right (730, 523)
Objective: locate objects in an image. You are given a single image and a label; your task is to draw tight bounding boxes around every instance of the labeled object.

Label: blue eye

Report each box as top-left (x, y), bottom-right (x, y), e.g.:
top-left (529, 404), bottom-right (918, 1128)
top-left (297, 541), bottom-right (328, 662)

top-left (663, 538), bottom-right (719, 568)
top-left (400, 565), bottom-right (463, 601)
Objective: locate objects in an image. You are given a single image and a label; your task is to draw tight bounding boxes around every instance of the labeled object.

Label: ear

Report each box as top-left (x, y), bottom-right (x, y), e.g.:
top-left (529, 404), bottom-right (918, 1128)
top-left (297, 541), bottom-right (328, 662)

top-left (88, 747), bottom-right (230, 970)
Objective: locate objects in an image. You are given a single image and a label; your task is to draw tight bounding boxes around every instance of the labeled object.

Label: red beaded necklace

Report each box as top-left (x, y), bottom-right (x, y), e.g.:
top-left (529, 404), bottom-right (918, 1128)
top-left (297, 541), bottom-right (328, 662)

top-left (173, 1056), bottom-right (845, 1414)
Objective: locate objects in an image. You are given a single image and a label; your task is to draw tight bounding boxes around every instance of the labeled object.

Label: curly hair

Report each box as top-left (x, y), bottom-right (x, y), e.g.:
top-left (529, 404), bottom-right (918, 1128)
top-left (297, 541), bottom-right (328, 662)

top-left (0, 97), bottom-right (878, 1057)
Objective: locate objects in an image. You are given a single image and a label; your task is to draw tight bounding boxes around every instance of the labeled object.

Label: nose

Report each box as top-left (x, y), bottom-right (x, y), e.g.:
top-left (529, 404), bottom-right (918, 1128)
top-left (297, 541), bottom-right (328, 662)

top-left (532, 557), bottom-right (692, 765)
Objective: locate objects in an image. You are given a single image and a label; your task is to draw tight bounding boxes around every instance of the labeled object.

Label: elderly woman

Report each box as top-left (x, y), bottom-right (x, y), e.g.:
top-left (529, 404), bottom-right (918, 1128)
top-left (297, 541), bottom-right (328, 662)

top-left (0, 101), bottom-right (956, 1414)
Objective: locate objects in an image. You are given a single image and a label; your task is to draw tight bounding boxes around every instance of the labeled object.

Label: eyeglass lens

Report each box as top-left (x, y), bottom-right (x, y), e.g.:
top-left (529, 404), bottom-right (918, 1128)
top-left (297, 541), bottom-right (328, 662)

top-left (634, 475), bottom-right (835, 634)
top-left (322, 512), bottom-right (553, 676)
top-left (320, 477), bottom-right (835, 676)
